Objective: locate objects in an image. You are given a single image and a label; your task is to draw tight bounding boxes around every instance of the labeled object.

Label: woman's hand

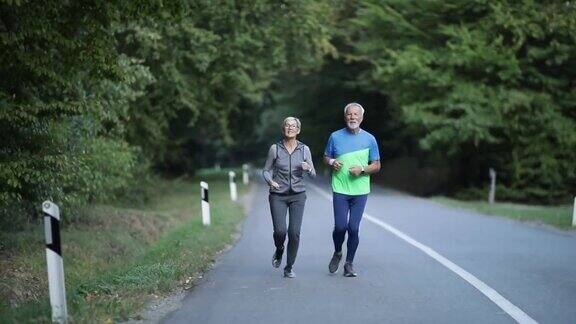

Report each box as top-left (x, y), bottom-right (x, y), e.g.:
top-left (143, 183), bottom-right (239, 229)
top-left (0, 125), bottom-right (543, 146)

top-left (270, 181), bottom-right (280, 190)
top-left (301, 161), bottom-right (311, 171)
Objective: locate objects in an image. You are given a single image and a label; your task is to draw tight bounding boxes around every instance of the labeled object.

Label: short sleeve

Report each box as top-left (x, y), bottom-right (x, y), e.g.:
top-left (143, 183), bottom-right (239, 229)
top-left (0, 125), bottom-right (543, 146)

top-left (324, 135), bottom-right (335, 158)
top-left (369, 135), bottom-right (380, 162)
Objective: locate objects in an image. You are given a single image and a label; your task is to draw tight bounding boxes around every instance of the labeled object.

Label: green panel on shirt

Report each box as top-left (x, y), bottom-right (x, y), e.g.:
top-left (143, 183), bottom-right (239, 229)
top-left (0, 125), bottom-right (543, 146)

top-left (331, 148), bottom-right (371, 195)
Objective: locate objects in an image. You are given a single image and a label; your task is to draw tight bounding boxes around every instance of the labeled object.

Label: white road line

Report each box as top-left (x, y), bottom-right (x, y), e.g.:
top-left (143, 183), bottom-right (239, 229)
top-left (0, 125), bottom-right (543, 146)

top-left (309, 183), bottom-right (538, 324)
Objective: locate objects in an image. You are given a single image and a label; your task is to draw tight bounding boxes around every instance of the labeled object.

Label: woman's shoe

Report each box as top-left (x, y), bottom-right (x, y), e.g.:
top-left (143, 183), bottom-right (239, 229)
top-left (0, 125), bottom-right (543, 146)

top-left (283, 268), bottom-right (296, 278)
top-left (272, 248), bottom-right (283, 268)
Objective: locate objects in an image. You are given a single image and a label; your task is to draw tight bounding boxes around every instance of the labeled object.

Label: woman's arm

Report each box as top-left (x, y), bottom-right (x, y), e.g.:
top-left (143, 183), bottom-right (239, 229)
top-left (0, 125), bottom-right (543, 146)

top-left (261, 144), bottom-right (276, 185)
top-left (304, 146), bottom-right (316, 178)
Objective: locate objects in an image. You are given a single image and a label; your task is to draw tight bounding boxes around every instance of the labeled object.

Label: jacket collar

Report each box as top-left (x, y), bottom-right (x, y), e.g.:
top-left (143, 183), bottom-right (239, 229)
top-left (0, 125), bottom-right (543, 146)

top-left (277, 139), bottom-right (303, 151)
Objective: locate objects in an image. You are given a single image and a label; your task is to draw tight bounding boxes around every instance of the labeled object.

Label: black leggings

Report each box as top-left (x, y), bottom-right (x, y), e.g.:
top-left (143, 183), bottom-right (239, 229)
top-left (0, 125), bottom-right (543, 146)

top-left (268, 192), bottom-right (307, 270)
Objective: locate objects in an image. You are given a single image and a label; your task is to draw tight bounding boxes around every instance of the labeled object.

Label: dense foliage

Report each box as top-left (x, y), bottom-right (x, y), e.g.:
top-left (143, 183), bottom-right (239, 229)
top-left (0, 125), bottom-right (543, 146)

top-left (2, 0), bottom-right (574, 227)
top-left (0, 0), bottom-right (334, 226)
top-left (271, 0), bottom-right (575, 203)
top-left (346, 0), bottom-right (576, 202)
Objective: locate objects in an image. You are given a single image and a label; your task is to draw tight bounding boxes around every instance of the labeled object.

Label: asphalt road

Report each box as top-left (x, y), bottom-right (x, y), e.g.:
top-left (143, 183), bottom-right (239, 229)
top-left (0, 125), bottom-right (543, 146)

top-left (162, 178), bottom-right (576, 324)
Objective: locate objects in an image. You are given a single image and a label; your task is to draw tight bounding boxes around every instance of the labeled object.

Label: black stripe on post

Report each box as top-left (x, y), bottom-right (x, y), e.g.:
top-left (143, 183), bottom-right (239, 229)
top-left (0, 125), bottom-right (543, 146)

top-left (202, 188), bottom-right (209, 203)
top-left (44, 213), bottom-right (62, 256)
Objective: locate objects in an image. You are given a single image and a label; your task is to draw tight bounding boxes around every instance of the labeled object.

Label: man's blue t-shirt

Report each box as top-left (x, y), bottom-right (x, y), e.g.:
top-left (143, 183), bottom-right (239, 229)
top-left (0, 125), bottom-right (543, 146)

top-left (324, 128), bottom-right (380, 195)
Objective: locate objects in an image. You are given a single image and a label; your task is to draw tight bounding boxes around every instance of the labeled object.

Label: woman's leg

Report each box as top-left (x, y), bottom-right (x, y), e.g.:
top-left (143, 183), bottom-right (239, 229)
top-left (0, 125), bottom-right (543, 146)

top-left (285, 192), bottom-right (307, 269)
top-left (269, 194), bottom-right (289, 251)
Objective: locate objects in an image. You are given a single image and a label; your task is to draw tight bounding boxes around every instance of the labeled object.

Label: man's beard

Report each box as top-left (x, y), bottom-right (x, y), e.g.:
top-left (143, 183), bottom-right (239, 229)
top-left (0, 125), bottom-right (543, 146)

top-left (347, 121), bottom-right (359, 129)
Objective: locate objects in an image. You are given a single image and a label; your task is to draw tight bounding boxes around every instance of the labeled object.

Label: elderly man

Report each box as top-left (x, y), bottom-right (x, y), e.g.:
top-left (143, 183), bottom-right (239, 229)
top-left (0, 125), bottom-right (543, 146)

top-left (323, 102), bottom-right (381, 277)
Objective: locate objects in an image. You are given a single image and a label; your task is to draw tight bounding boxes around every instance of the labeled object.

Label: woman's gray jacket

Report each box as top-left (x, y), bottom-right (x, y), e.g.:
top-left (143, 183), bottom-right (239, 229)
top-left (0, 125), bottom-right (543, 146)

top-left (262, 140), bottom-right (316, 194)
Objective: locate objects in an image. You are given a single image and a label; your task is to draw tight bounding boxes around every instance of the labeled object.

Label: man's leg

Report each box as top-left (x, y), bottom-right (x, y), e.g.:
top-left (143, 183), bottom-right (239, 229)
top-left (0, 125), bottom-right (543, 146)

top-left (332, 192), bottom-right (349, 253)
top-left (345, 194), bottom-right (368, 263)
top-left (329, 192), bottom-right (349, 273)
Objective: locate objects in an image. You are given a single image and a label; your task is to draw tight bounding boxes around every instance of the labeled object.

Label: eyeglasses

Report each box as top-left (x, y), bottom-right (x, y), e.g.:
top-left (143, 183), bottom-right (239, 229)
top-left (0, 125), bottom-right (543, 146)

top-left (284, 124), bottom-right (299, 129)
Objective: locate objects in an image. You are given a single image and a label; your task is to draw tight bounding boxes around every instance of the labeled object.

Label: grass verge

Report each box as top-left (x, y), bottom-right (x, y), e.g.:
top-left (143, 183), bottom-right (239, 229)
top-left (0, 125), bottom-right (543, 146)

top-left (0, 172), bottom-right (249, 323)
top-left (432, 197), bottom-right (573, 229)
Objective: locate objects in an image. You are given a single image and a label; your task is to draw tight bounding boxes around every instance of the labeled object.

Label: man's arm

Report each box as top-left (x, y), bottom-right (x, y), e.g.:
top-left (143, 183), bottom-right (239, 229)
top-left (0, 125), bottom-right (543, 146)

top-left (364, 160), bottom-right (381, 175)
top-left (324, 155), bottom-right (342, 171)
top-left (349, 160), bottom-right (380, 176)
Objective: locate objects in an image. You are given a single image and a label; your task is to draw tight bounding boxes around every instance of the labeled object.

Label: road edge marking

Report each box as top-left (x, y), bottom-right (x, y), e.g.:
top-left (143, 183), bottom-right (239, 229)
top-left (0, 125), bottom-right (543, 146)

top-left (309, 183), bottom-right (537, 324)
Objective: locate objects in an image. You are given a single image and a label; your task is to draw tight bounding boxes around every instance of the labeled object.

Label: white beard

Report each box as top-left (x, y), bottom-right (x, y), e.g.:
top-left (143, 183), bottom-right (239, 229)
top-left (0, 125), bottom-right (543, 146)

top-left (347, 121), bottom-right (359, 130)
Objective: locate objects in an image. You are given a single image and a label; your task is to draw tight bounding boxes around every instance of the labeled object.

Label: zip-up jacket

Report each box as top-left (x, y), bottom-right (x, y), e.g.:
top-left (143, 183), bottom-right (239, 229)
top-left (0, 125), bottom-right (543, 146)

top-left (262, 140), bottom-right (316, 194)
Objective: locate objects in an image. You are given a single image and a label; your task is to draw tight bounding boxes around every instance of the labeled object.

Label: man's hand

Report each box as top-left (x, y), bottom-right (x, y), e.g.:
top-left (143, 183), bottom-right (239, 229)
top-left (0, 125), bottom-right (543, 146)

top-left (270, 181), bottom-right (280, 190)
top-left (349, 166), bottom-right (363, 176)
top-left (332, 160), bottom-right (343, 171)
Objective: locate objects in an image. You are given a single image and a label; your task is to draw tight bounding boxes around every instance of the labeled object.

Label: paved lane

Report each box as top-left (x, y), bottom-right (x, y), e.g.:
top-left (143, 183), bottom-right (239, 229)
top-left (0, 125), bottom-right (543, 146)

top-left (162, 179), bottom-right (576, 324)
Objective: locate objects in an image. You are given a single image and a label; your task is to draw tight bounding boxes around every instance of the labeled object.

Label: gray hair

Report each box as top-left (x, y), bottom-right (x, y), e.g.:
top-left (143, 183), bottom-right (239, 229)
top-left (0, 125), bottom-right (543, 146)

top-left (282, 116), bottom-right (301, 130)
top-left (344, 102), bottom-right (365, 115)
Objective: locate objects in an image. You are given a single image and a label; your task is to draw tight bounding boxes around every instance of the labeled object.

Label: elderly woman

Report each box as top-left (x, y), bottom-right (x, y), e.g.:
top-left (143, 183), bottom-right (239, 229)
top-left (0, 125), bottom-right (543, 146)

top-left (262, 116), bottom-right (316, 278)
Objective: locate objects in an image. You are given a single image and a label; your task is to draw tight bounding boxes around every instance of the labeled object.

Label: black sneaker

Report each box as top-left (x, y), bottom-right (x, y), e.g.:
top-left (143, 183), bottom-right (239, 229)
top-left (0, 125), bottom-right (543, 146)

top-left (343, 262), bottom-right (357, 277)
top-left (272, 248), bottom-right (283, 268)
top-left (283, 268), bottom-right (296, 278)
top-left (328, 251), bottom-right (343, 273)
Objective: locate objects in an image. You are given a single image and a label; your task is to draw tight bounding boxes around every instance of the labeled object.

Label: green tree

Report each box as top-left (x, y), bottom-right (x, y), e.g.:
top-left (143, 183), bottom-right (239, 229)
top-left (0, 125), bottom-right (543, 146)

top-left (120, 0), bottom-right (335, 171)
top-left (0, 1), bottom-right (179, 225)
top-left (348, 0), bottom-right (576, 202)
top-left (0, 0), bottom-right (336, 226)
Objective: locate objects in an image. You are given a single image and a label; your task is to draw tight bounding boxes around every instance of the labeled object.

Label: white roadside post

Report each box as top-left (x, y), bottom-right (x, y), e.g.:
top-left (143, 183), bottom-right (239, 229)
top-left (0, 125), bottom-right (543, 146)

top-left (229, 171), bottom-right (238, 202)
top-left (200, 181), bottom-right (211, 226)
top-left (572, 196), bottom-right (576, 227)
top-left (242, 164), bottom-right (249, 185)
top-left (488, 168), bottom-right (496, 205)
top-left (42, 201), bottom-right (68, 324)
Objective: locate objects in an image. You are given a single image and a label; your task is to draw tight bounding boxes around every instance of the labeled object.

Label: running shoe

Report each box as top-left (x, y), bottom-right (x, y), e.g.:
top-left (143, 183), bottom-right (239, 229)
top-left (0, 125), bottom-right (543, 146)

top-left (283, 267), bottom-right (296, 278)
top-left (328, 251), bottom-right (343, 273)
top-left (343, 262), bottom-right (357, 277)
top-left (272, 248), bottom-right (283, 268)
